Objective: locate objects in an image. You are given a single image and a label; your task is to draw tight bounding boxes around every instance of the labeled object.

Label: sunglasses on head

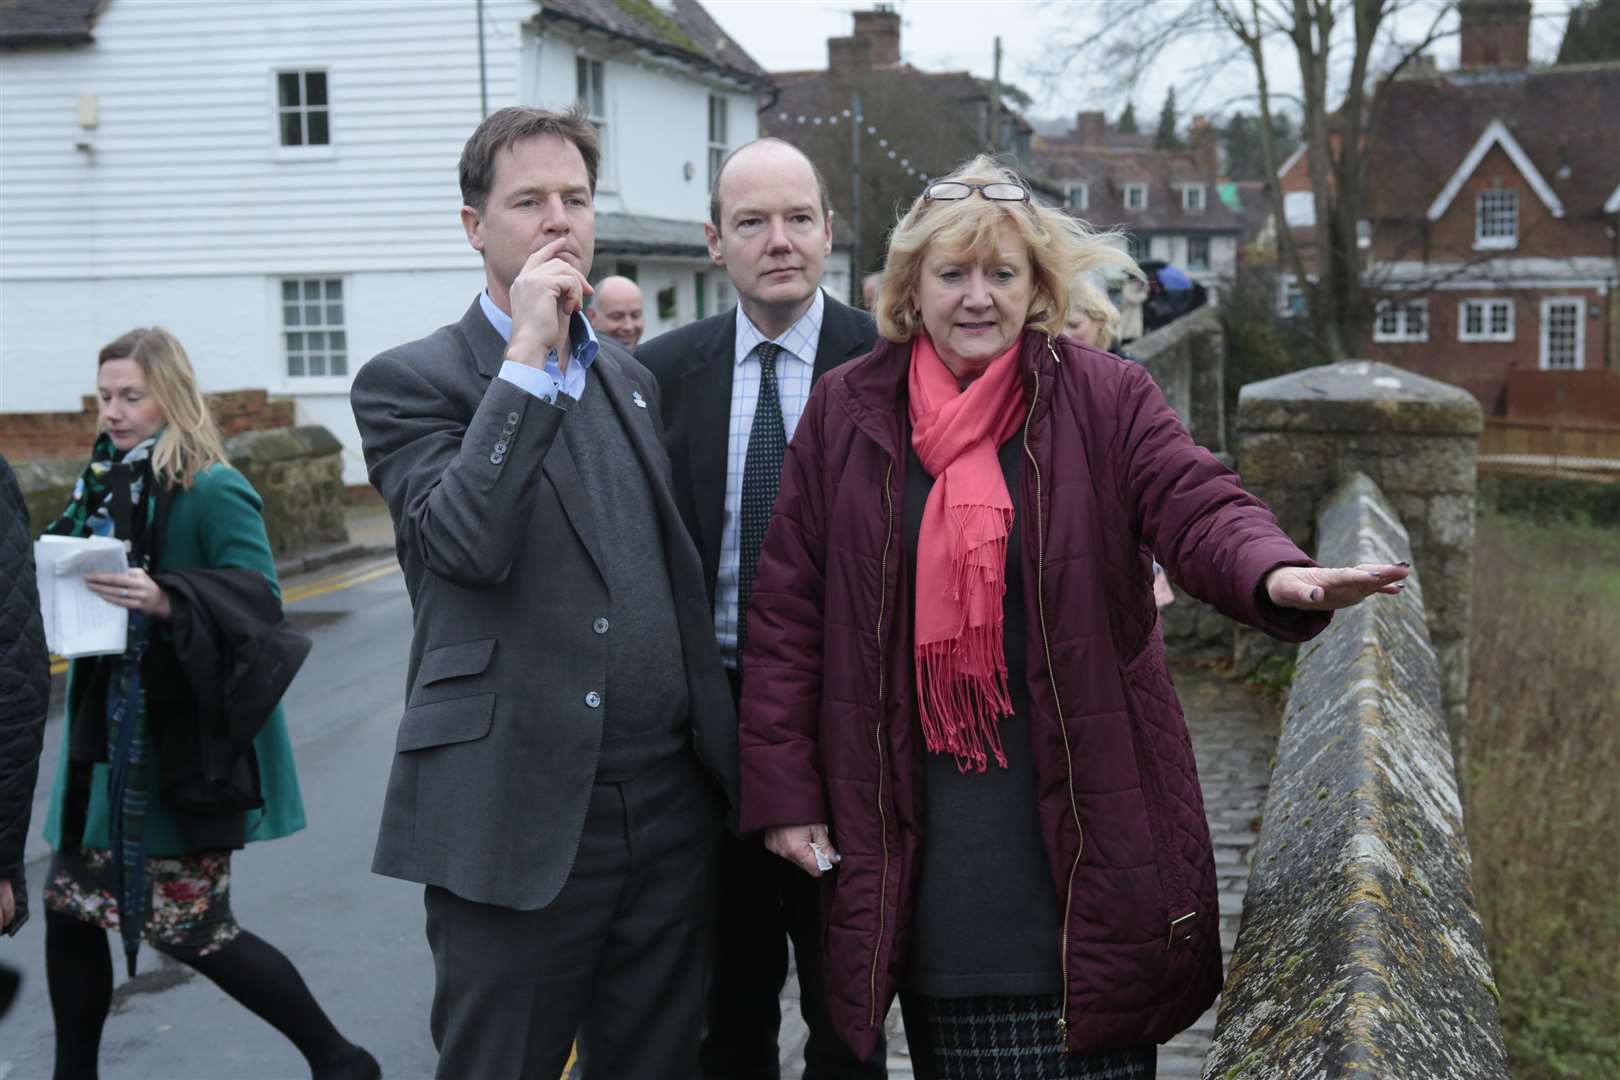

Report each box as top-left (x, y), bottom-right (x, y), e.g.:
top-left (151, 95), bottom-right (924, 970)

top-left (923, 181), bottom-right (1032, 203)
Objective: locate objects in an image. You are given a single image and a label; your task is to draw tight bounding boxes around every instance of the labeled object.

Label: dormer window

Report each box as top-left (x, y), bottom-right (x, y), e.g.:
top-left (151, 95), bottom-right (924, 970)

top-left (1181, 184), bottom-right (1205, 212)
top-left (1124, 183), bottom-right (1148, 211)
top-left (1475, 188), bottom-right (1518, 249)
top-left (1067, 182), bottom-right (1089, 211)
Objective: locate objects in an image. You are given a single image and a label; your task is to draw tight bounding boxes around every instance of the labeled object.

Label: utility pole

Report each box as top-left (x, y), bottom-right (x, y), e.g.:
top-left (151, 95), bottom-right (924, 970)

top-left (476, 0), bottom-right (489, 118)
top-left (851, 93), bottom-right (863, 308)
top-left (989, 36), bottom-right (1002, 153)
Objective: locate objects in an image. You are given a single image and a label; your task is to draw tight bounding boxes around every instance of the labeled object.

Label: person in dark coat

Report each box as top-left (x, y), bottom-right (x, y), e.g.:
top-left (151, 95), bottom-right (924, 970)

top-left (39, 328), bottom-right (377, 1080)
top-left (738, 156), bottom-right (1409, 1080)
top-left (1, 453), bottom-right (51, 1018)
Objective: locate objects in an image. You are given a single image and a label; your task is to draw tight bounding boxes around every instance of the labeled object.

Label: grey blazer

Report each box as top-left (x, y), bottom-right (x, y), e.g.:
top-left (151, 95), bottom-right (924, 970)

top-left (351, 297), bottom-right (738, 911)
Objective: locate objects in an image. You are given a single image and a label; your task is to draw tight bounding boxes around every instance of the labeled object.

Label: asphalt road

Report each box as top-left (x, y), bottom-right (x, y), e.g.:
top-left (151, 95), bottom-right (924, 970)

top-left (0, 557), bottom-right (442, 1079)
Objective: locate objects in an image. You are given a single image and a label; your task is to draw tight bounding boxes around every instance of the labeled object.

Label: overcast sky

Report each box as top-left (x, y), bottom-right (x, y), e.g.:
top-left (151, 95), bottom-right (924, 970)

top-left (705, 0), bottom-right (1579, 131)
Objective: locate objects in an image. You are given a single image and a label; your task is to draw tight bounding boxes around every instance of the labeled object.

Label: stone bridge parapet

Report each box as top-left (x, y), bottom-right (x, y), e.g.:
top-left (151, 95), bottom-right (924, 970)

top-left (1202, 472), bottom-right (1506, 1080)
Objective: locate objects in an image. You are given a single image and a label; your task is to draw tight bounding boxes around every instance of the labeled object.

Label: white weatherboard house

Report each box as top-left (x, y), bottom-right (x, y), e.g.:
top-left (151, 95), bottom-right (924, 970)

top-left (0, 0), bottom-right (782, 483)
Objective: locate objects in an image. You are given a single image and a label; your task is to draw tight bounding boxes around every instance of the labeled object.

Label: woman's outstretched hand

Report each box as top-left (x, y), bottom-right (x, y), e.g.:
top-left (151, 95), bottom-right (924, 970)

top-left (764, 823), bottom-right (841, 878)
top-left (1265, 563), bottom-right (1410, 611)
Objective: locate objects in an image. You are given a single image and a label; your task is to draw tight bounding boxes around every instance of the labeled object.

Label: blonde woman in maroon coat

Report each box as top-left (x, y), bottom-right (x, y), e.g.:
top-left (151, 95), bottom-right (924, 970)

top-left (737, 156), bottom-right (1408, 1080)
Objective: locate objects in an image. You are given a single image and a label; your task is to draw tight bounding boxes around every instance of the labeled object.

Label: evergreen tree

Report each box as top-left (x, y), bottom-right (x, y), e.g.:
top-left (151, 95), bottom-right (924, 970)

top-left (1221, 110), bottom-right (1300, 180)
top-left (1154, 88), bottom-right (1184, 149)
top-left (1117, 101), bottom-right (1138, 133)
top-left (1558, 0), bottom-right (1620, 63)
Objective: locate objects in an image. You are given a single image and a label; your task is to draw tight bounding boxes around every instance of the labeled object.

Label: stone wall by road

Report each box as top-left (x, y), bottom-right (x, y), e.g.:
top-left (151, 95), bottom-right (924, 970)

top-left (1131, 305), bottom-right (1234, 659)
top-left (1128, 304), bottom-right (1227, 456)
top-left (1236, 361), bottom-right (1481, 756)
top-left (1202, 473), bottom-right (1506, 1080)
top-left (11, 424), bottom-right (347, 559)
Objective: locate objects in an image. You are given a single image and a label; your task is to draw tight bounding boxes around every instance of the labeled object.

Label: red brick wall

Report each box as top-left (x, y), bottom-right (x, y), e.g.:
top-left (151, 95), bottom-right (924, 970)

top-left (1363, 285), bottom-right (1611, 414)
top-left (0, 388), bottom-right (295, 462)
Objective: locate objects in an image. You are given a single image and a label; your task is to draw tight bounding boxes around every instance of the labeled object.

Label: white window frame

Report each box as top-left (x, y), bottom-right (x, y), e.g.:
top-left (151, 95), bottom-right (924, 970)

top-left (707, 94), bottom-right (729, 193)
top-left (1458, 298), bottom-right (1514, 342)
top-left (1539, 297), bottom-right (1586, 370)
top-left (1126, 232), bottom-right (1150, 262)
top-left (1475, 188), bottom-right (1518, 250)
top-left (1067, 181), bottom-right (1089, 211)
top-left (1372, 298), bottom-right (1429, 343)
top-left (1180, 184), bottom-right (1206, 213)
top-left (1278, 273), bottom-right (1307, 316)
top-left (280, 277), bottom-right (349, 381)
top-left (270, 69), bottom-right (334, 161)
top-left (1186, 234), bottom-right (1210, 270)
top-left (1124, 183), bottom-right (1148, 211)
top-left (576, 54), bottom-right (609, 186)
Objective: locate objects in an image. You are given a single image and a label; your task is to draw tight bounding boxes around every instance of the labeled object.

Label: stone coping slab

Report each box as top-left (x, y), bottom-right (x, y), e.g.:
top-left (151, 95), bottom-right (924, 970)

top-left (1238, 361), bottom-right (1483, 436)
top-left (1202, 473), bottom-right (1505, 1080)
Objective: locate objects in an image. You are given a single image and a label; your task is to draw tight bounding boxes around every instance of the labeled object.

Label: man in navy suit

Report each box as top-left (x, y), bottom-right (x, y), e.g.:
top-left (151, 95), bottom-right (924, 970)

top-left (639, 138), bottom-right (885, 1079)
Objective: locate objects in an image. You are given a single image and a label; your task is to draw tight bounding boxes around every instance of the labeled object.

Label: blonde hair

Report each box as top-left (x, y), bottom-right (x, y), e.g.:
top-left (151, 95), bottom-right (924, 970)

top-left (1067, 276), bottom-right (1121, 349)
top-left (874, 155), bottom-right (1138, 343)
top-left (98, 327), bottom-right (230, 489)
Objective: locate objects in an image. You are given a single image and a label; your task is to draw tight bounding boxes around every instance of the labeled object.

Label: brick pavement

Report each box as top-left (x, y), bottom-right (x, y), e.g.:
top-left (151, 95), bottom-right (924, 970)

top-left (776, 661), bottom-right (1276, 1080)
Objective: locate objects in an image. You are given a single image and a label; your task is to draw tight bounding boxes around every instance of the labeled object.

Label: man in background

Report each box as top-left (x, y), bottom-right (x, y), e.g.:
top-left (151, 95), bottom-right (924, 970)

top-left (639, 137), bottom-right (884, 1080)
top-left (587, 274), bottom-right (646, 349)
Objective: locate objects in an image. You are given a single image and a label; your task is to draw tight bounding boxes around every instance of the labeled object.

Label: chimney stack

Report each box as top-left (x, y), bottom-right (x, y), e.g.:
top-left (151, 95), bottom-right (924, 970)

top-left (1189, 114), bottom-right (1218, 175)
top-left (851, 5), bottom-right (901, 67)
top-left (1458, 0), bottom-right (1531, 69)
top-left (1074, 111), bottom-right (1108, 144)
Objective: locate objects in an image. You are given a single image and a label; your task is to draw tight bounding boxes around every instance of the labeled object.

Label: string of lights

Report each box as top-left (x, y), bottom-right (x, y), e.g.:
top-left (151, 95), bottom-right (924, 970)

top-left (773, 108), bottom-right (931, 181)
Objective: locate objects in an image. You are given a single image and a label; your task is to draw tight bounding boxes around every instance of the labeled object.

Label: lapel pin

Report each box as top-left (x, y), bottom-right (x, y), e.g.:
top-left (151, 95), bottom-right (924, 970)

top-left (631, 390), bottom-right (648, 409)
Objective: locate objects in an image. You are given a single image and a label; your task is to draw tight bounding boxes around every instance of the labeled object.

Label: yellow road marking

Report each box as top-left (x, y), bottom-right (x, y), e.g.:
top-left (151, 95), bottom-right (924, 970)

top-left (281, 559), bottom-right (400, 604)
top-left (47, 558), bottom-right (401, 675)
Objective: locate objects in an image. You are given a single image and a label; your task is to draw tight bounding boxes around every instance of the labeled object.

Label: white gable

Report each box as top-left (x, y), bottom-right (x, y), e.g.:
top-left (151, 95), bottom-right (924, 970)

top-left (1424, 118), bottom-right (1563, 222)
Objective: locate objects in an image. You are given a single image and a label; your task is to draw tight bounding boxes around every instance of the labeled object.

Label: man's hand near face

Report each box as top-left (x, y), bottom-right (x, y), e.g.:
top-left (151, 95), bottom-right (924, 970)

top-left (506, 237), bottom-right (593, 372)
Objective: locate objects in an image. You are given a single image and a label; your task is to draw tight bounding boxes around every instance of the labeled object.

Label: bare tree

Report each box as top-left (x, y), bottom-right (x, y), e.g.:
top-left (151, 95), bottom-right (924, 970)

top-left (1043, 0), bottom-right (1461, 360)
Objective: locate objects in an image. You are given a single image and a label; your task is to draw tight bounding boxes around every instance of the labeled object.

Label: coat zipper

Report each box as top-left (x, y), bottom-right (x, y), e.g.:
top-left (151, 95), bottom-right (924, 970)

top-left (868, 457), bottom-right (896, 1028)
top-left (1025, 343), bottom-right (1086, 1044)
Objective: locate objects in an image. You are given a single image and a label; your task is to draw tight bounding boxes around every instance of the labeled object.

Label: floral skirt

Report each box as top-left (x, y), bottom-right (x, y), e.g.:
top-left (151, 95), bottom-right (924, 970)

top-left (43, 848), bottom-right (241, 959)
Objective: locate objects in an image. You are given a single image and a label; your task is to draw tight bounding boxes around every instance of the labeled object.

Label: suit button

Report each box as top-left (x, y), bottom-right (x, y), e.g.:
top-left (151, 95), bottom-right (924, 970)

top-left (593, 617), bottom-right (609, 635)
top-left (507, 411), bottom-right (520, 424)
top-left (490, 452), bottom-right (504, 465)
top-left (584, 691), bottom-right (602, 708)
top-left (494, 441), bottom-right (509, 454)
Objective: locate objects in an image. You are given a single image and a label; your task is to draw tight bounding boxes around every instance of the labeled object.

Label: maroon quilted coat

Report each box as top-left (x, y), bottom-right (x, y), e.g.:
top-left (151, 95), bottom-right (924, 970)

top-left (739, 329), bottom-right (1330, 1058)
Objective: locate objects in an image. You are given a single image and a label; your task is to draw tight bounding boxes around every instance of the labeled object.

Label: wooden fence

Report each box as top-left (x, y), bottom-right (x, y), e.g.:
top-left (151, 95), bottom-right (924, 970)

top-left (1478, 419), bottom-right (1620, 476)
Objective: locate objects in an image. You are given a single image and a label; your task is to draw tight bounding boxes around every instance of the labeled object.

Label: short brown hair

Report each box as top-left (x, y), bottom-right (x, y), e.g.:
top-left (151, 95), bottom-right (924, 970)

top-left (873, 155), bottom-right (1137, 343)
top-left (708, 138), bottom-right (831, 231)
top-left (459, 105), bottom-right (601, 212)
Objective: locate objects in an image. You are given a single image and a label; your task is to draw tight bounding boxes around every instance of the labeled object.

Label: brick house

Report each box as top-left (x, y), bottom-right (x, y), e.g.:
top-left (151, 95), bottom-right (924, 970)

top-left (1032, 113), bottom-right (1245, 301)
top-left (1276, 0), bottom-right (1620, 421)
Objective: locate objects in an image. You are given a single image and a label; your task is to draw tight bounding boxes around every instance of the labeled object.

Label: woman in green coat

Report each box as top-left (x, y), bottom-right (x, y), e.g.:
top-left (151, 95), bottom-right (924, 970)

top-left (40, 327), bottom-right (378, 1080)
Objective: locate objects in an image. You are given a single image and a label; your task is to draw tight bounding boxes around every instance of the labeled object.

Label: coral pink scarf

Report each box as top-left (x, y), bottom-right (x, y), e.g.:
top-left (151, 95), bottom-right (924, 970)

top-left (908, 333), bottom-right (1027, 773)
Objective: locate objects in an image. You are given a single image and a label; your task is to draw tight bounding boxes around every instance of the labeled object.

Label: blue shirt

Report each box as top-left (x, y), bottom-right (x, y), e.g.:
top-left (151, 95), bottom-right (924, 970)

top-left (482, 290), bottom-right (599, 403)
top-left (714, 289), bottom-right (824, 667)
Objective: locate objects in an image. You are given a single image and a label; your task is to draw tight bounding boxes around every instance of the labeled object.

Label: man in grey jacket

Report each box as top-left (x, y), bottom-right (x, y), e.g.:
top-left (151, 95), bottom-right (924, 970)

top-left (351, 106), bottom-right (737, 1079)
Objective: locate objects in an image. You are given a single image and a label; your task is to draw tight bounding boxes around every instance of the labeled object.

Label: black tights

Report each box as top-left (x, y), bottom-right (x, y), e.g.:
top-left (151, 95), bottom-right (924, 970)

top-left (45, 909), bottom-right (371, 1080)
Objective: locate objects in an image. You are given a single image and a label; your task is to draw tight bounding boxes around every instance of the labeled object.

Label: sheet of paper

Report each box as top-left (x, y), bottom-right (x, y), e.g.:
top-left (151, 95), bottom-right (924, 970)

top-left (34, 535), bottom-right (130, 658)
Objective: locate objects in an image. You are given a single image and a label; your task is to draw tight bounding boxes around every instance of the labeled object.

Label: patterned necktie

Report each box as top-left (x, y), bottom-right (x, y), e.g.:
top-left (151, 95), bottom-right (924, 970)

top-left (737, 341), bottom-right (786, 661)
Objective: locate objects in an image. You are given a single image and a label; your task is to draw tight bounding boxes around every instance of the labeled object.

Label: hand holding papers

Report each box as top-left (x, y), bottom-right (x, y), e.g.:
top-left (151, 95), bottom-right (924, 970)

top-left (34, 535), bottom-right (130, 658)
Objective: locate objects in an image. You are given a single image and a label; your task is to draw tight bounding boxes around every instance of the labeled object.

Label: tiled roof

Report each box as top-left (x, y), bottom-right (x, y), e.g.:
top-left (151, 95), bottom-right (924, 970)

top-left (542, 0), bottom-right (769, 87)
top-left (0, 0), bottom-right (102, 46)
top-left (768, 64), bottom-right (1032, 135)
top-left (1364, 62), bottom-right (1620, 218)
top-left (1032, 138), bottom-right (1245, 234)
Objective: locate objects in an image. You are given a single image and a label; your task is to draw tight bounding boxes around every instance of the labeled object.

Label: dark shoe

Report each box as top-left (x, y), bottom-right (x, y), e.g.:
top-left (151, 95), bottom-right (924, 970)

top-left (314, 1046), bottom-right (381, 1080)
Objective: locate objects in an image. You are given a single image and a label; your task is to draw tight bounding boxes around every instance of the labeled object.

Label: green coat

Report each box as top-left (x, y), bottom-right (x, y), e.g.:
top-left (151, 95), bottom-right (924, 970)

top-left (44, 463), bottom-right (306, 855)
